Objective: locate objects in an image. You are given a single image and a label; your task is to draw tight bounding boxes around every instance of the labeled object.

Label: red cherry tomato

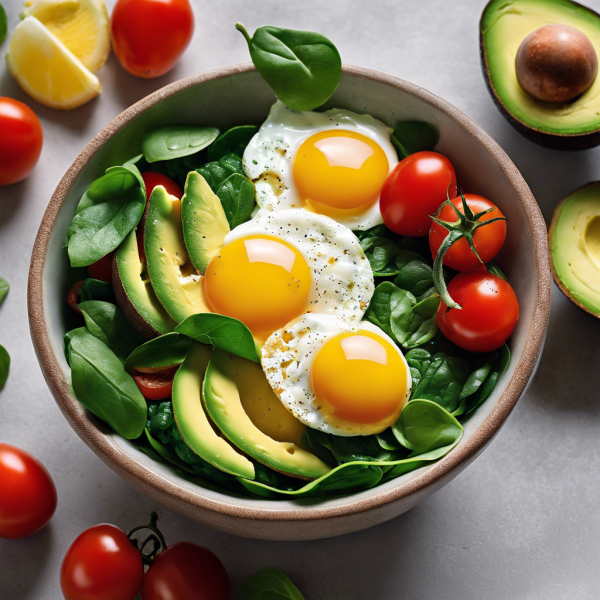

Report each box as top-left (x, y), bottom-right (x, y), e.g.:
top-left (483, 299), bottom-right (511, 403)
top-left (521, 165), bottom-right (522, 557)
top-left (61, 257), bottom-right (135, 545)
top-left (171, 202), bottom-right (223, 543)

top-left (141, 542), bottom-right (231, 600)
top-left (437, 272), bottom-right (519, 353)
top-left (380, 151), bottom-right (457, 237)
top-left (141, 172), bottom-right (182, 201)
top-left (429, 194), bottom-right (507, 271)
top-left (61, 523), bottom-right (144, 600)
top-left (0, 444), bottom-right (57, 539)
top-left (111, 0), bottom-right (194, 78)
top-left (133, 366), bottom-right (179, 400)
top-left (88, 253), bottom-right (114, 283)
top-left (66, 280), bottom-right (86, 315)
top-left (0, 97), bottom-right (43, 185)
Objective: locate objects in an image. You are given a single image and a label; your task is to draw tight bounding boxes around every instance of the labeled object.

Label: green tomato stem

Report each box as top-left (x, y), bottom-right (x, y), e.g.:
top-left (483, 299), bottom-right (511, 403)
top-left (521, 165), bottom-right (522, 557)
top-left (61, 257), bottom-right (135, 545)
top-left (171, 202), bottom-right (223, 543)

top-left (127, 511), bottom-right (168, 566)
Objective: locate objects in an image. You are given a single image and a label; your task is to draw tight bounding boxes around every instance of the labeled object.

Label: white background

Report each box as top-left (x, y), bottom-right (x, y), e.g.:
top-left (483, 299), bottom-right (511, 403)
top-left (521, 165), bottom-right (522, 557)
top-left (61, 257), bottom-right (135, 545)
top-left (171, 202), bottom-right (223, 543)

top-left (1, 1), bottom-right (600, 598)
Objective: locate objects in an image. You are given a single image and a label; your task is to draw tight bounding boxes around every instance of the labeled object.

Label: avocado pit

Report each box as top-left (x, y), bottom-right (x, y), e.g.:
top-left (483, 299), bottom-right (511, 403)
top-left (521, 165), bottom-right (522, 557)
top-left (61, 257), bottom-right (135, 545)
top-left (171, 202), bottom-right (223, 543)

top-left (516, 24), bottom-right (598, 103)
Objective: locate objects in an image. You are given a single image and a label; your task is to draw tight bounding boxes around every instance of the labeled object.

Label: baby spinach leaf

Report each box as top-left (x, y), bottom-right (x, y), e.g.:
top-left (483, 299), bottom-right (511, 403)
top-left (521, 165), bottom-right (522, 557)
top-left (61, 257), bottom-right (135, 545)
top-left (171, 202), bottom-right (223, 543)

top-left (67, 165), bottom-right (146, 267)
top-left (207, 125), bottom-right (258, 161)
top-left (486, 261), bottom-right (507, 281)
top-left (175, 313), bottom-right (260, 363)
top-left (326, 434), bottom-right (387, 464)
top-left (64, 327), bottom-right (88, 365)
top-left (124, 332), bottom-right (191, 374)
top-left (0, 277), bottom-right (9, 306)
top-left (304, 429), bottom-right (337, 466)
top-left (142, 126), bottom-right (219, 163)
top-left (0, 3), bottom-right (6, 46)
top-left (376, 428), bottom-right (403, 451)
top-left (394, 251), bottom-right (434, 297)
top-left (240, 567), bottom-right (305, 600)
top-left (80, 278), bottom-right (116, 303)
top-left (196, 153), bottom-right (245, 191)
top-left (215, 174), bottom-right (256, 229)
top-left (236, 23), bottom-right (341, 112)
top-left (68, 330), bottom-right (147, 439)
top-left (0, 344), bottom-right (9, 389)
top-left (412, 293), bottom-right (440, 318)
top-left (150, 154), bottom-right (205, 187)
top-left (79, 301), bottom-right (145, 363)
top-left (392, 121), bottom-right (439, 159)
top-left (452, 356), bottom-right (495, 417)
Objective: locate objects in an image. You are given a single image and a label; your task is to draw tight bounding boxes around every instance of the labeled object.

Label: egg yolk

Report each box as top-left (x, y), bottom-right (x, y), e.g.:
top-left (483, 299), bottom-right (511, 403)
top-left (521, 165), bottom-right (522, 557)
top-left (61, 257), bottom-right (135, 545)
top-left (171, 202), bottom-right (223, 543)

top-left (310, 329), bottom-right (408, 424)
top-left (293, 130), bottom-right (390, 214)
top-left (203, 235), bottom-right (311, 339)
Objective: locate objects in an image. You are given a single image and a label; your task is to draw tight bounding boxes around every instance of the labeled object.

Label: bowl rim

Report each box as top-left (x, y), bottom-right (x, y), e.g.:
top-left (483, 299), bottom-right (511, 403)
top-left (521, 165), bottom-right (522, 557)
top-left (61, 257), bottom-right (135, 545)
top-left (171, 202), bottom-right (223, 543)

top-left (28, 63), bottom-right (551, 522)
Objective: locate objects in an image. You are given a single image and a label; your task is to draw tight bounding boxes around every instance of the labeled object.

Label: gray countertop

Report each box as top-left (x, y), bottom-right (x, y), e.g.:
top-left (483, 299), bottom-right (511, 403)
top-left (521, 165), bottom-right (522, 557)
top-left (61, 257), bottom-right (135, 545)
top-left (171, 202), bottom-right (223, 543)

top-left (1, 0), bottom-right (600, 598)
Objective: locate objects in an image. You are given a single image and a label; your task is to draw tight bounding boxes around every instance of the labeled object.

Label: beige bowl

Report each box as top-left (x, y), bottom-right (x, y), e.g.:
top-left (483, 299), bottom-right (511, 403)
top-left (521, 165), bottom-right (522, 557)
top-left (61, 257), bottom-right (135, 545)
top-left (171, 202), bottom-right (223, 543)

top-left (28, 64), bottom-right (551, 541)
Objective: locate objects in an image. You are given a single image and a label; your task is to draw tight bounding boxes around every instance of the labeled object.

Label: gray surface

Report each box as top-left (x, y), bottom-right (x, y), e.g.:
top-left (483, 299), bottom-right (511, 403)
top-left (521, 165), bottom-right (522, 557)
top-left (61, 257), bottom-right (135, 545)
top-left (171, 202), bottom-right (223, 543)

top-left (0, 0), bottom-right (599, 598)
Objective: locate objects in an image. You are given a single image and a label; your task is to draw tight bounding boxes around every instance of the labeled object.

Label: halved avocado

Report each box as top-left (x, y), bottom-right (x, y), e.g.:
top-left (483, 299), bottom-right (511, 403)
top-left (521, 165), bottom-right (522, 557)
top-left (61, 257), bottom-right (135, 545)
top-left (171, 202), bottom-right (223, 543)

top-left (113, 229), bottom-right (176, 338)
top-left (480, 0), bottom-right (600, 149)
top-left (172, 342), bottom-right (255, 479)
top-left (550, 181), bottom-right (600, 317)
top-left (203, 349), bottom-right (331, 481)
top-left (145, 185), bottom-right (211, 323)
top-left (181, 172), bottom-right (230, 275)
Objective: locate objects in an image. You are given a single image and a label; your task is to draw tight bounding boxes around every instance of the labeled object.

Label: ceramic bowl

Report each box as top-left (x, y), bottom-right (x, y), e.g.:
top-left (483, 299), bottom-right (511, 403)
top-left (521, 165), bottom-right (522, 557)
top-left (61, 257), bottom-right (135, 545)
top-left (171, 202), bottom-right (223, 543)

top-left (28, 64), bottom-right (551, 541)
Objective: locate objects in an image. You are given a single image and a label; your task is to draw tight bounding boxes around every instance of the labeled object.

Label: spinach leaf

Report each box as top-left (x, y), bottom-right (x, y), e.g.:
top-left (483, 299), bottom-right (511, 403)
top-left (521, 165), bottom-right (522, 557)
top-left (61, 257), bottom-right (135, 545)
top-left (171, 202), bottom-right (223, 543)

top-left (150, 154), bottom-right (205, 187)
top-left (240, 567), bottom-right (305, 600)
top-left (68, 330), bottom-right (147, 439)
top-left (175, 313), bottom-right (260, 362)
top-left (412, 293), bottom-right (440, 318)
top-left (0, 277), bottom-right (8, 306)
top-left (452, 355), bottom-right (495, 417)
top-left (124, 332), bottom-right (191, 373)
top-left (79, 300), bottom-right (145, 363)
top-left (359, 236), bottom-right (403, 275)
top-left (207, 125), bottom-right (258, 161)
top-left (0, 3), bottom-right (6, 46)
top-left (392, 399), bottom-right (463, 454)
top-left (142, 126), bottom-right (219, 163)
top-left (67, 164), bottom-right (146, 267)
top-left (215, 174), bottom-right (256, 229)
top-left (392, 121), bottom-right (439, 159)
top-left (487, 261), bottom-right (507, 281)
top-left (308, 430), bottom-right (389, 464)
top-left (304, 428), bottom-right (337, 466)
top-left (394, 250), bottom-right (434, 297)
top-left (196, 153), bottom-right (245, 190)
top-left (376, 428), bottom-right (403, 451)
top-left (0, 344), bottom-right (9, 389)
top-left (236, 23), bottom-right (341, 112)
top-left (64, 327), bottom-right (88, 365)
top-left (80, 278), bottom-right (116, 303)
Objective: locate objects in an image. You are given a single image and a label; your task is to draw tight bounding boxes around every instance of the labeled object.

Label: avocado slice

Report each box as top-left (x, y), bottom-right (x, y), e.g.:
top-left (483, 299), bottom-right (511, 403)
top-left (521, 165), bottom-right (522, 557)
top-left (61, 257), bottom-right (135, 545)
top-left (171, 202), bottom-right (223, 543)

top-left (113, 229), bottom-right (176, 338)
top-left (145, 185), bottom-right (211, 323)
top-left (172, 342), bottom-right (255, 479)
top-left (181, 172), bottom-right (230, 275)
top-left (550, 181), bottom-right (600, 317)
top-left (203, 349), bottom-right (331, 481)
top-left (480, 0), bottom-right (600, 149)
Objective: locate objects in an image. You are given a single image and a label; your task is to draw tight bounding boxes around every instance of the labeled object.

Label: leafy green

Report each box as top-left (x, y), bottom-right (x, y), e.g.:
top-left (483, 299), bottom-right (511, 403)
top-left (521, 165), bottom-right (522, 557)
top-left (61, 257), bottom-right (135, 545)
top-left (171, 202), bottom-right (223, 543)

top-left (0, 277), bottom-right (8, 306)
top-left (215, 174), bottom-right (256, 229)
top-left (196, 153), bottom-right (245, 190)
top-left (80, 278), bottom-right (116, 303)
top-left (67, 330), bottom-right (147, 439)
top-left (393, 251), bottom-right (434, 297)
top-left (79, 300), bottom-right (145, 363)
top-left (392, 121), bottom-right (439, 159)
top-left (146, 400), bottom-right (175, 441)
top-left (240, 567), bottom-right (305, 600)
top-left (124, 332), bottom-right (191, 374)
top-left (207, 125), bottom-right (258, 161)
top-left (412, 293), bottom-right (440, 319)
top-left (142, 126), bottom-right (219, 163)
top-left (67, 164), bottom-right (146, 267)
top-left (487, 261), bottom-right (507, 281)
top-left (0, 3), bottom-right (6, 46)
top-left (236, 23), bottom-right (341, 112)
top-left (175, 313), bottom-right (260, 362)
top-left (0, 344), bottom-right (9, 389)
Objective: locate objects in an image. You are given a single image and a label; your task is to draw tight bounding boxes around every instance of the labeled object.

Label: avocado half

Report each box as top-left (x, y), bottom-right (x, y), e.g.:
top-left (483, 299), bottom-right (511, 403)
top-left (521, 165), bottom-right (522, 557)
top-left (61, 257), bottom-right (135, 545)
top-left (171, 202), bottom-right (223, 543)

top-left (549, 181), bottom-right (600, 317)
top-left (480, 0), bottom-right (600, 150)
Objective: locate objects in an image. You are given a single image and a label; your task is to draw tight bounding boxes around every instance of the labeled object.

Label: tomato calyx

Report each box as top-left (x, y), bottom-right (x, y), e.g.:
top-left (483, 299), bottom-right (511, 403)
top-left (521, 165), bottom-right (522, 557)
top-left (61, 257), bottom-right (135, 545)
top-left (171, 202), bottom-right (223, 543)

top-left (431, 190), bottom-right (507, 310)
top-left (127, 511), bottom-right (167, 566)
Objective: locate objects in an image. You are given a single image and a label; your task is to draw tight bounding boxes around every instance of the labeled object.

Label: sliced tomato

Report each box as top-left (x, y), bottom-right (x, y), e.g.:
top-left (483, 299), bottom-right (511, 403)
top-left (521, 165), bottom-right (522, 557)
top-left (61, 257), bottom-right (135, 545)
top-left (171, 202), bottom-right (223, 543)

top-left (66, 281), bottom-right (86, 315)
top-left (141, 172), bottom-right (182, 201)
top-left (88, 253), bottom-right (114, 283)
top-left (133, 366), bottom-right (178, 400)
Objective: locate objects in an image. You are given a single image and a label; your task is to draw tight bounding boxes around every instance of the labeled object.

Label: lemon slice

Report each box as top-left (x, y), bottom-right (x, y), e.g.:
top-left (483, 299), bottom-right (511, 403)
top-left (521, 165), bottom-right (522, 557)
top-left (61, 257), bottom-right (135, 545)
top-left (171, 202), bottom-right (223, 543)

top-left (7, 16), bottom-right (101, 110)
top-left (21, 0), bottom-right (110, 72)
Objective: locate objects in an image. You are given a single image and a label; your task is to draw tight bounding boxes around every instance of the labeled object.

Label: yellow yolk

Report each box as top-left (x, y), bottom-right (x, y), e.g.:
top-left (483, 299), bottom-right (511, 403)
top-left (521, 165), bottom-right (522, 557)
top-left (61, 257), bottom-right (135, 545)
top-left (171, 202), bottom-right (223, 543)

top-left (310, 329), bottom-right (408, 425)
top-left (293, 130), bottom-right (389, 214)
top-left (203, 235), bottom-right (311, 339)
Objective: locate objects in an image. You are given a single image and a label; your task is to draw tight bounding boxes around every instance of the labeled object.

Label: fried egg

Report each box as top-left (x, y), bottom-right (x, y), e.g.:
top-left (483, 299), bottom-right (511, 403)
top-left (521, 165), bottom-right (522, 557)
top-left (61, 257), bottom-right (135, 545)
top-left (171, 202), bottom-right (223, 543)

top-left (203, 209), bottom-right (374, 342)
top-left (243, 101), bottom-right (398, 230)
top-left (261, 314), bottom-right (412, 436)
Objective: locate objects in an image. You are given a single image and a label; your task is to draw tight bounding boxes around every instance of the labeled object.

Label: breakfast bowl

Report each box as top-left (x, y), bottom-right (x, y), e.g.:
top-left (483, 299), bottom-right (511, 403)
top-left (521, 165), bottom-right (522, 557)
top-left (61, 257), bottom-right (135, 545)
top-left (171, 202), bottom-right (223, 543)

top-left (28, 64), bottom-right (551, 541)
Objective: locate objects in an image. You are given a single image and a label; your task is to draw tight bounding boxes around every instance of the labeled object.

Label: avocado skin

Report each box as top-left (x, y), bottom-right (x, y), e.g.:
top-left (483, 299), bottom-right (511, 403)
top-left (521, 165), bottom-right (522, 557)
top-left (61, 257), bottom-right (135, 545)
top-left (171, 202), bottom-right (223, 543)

top-left (480, 0), bottom-right (600, 150)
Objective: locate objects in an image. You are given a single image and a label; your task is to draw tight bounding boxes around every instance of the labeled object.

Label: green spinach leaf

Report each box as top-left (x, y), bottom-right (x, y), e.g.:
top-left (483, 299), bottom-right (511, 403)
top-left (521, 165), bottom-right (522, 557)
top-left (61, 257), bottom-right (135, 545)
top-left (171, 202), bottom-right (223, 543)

top-left (394, 250), bottom-right (434, 297)
top-left (142, 126), bottom-right (219, 163)
top-left (412, 293), bottom-right (440, 318)
top-left (0, 277), bottom-right (9, 306)
top-left (240, 567), bottom-right (305, 600)
top-left (486, 261), bottom-right (507, 281)
top-left (124, 332), bottom-right (191, 374)
top-left (80, 278), bottom-right (116, 303)
top-left (0, 344), bottom-right (9, 389)
top-left (236, 23), bottom-right (341, 112)
top-left (215, 173), bottom-right (256, 229)
top-left (196, 153), bottom-right (245, 191)
top-left (207, 125), bottom-right (258, 161)
top-left (392, 121), bottom-right (439, 159)
top-left (0, 3), bottom-right (6, 46)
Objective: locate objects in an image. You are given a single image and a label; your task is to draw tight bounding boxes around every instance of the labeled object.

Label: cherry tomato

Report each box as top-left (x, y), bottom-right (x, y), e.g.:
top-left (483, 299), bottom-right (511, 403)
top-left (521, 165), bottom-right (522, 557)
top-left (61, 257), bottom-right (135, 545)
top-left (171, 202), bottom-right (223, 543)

top-left (141, 542), bottom-right (230, 600)
top-left (380, 151), bottom-right (457, 237)
top-left (0, 97), bottom-right (43, 185)
top-left (141, 172), bottom-right (182, 201)
top-left (61, 523), bottom-right (144, 600)
top-left (66, 281), bottom-right (86, 315)
top-left (88, 253), bottom-right (114, 283)
top-left (429, 194), bottom-right (507, 271)
top-left (437, 272), bottom-right (519, 353)
top-left (111, 0), bottom-right (194, 78)
top-left (0, 444), bottom-right (57, 539)
top-left (133, 366), bottom-right (179, 400)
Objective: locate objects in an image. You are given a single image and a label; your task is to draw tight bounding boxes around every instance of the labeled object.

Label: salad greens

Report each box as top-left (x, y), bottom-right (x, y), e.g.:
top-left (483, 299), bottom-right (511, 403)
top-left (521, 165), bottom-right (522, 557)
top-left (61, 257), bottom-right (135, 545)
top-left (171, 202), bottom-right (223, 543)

top-left (215, 173), bottom-right (256, 229)
top-left (392, 120), bottom-right (439, 159)
top-left (0, 344), bottom-right (9, 390)
top-left (197, 152), bottom-right (245, 190)
top-left (240, 567), bottom-right (305, 600)
top-left (142, 126), bottom-right (219, 163)
top-left (124, 333), bottom-right (191, 374)
top-left (207, 125), bottom-right (258, 162)
top-left (0, 277), bottom-right (9, 306)
top-left (80, 278), bottom-right (116, 303)
top-left (0, 3), bottom-right (6, 47)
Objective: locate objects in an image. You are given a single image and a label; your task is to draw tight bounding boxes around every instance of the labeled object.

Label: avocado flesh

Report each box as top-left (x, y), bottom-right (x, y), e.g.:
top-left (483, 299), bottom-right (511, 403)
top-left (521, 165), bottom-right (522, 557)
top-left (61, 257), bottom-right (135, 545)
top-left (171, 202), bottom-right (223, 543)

top-left (145, 185), bottom-right (211, 323)
top-left (172, 342), bottom-right (255, 479)
top-left (181, 172), bottom-right (230, 275)
top-left (482, 0), bottom-right (600, 135)
top-left (203, 349), bottom-right (331, 481)
top-left (114, 229), bottom-right (176, 338)
top-left (551, 182), bottom-right (600, 315)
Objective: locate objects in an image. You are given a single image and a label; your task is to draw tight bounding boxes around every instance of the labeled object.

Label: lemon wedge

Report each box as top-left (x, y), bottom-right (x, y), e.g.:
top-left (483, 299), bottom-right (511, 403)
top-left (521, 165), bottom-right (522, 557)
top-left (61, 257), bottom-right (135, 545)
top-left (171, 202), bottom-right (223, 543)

top-left (7, 16), bottom-right (101, 110)
top-left (21, 0), bottom-right (110, 72)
